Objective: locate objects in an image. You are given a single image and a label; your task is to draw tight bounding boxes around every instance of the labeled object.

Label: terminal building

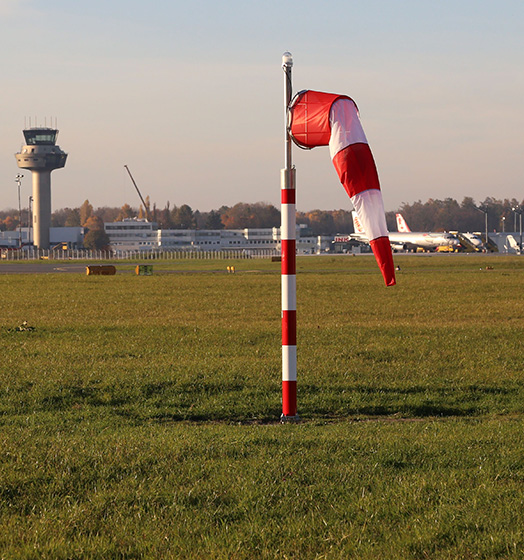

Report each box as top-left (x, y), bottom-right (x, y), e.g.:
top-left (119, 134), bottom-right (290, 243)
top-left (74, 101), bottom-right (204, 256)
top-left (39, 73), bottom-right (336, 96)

top-left (104, 219), bottom-right (331, 254)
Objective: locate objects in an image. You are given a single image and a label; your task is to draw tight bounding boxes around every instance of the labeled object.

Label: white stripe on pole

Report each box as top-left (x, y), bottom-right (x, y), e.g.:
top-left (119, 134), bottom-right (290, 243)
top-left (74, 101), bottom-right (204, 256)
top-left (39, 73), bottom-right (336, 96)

top-left (282, 346), bottom-right (297, 382)
top-left (281, 200), bottom-right (295, 239)
top-left (281, 274), bottom-right (296, 311)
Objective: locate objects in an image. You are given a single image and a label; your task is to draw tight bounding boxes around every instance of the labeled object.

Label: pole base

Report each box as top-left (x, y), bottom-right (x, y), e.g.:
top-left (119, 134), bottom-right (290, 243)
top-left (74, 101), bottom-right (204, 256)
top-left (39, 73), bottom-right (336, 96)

top-left (280, 414), bottom-right (301, 424)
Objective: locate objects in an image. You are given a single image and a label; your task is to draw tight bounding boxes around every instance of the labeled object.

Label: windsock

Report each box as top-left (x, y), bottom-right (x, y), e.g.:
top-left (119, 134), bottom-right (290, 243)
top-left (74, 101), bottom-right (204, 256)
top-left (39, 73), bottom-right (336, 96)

top-left (289, 90), bottom-right (396, 286)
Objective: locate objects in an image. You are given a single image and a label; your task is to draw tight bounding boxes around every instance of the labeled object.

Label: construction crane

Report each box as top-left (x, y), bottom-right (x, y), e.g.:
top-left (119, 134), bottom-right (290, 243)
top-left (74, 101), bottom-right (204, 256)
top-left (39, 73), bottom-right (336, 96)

top-left (124, 165), bottom-right (150, 222)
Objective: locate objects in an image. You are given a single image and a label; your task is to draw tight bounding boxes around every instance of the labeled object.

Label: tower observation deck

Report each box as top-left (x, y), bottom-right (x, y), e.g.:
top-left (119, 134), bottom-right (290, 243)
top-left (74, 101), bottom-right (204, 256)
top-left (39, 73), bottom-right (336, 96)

top-left (15, 127), bottom-right (67, 249)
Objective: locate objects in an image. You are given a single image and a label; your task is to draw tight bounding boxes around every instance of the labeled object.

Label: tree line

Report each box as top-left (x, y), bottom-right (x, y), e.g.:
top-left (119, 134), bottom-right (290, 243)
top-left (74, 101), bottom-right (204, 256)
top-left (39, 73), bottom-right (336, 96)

top-left (388, 197), bottom-right (523, 233)
top-left (1, 196), bottom-right (522, 239)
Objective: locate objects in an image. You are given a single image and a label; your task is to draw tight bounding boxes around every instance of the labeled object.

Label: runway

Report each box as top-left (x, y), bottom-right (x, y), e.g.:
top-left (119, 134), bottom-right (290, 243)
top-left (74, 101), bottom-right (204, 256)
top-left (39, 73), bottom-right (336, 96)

top-left (0, 262), bottom-right (95, 274)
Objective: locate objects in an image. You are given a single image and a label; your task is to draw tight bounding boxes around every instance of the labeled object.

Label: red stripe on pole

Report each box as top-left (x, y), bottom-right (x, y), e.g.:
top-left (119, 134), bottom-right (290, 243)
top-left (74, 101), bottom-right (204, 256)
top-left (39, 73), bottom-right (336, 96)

top-left (282, 380), bottom-right (297, 417)
top-left (282, 310), bottom-right (297, 345)
top-left (281, 189), bottom-right (296, 204)
top-left (281, 240), bottom-right (296, 274)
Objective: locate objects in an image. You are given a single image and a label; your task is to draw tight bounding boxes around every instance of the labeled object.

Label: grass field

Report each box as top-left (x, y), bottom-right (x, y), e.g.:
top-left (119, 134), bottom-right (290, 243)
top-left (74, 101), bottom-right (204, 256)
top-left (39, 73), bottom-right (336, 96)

top-left (1, 254), bottom-right (524, 559)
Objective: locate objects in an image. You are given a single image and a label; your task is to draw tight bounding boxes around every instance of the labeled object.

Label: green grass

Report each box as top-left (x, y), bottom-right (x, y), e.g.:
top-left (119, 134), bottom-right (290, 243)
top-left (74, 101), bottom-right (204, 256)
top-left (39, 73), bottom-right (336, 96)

top-left (1, 255), bottom-right (524, 558)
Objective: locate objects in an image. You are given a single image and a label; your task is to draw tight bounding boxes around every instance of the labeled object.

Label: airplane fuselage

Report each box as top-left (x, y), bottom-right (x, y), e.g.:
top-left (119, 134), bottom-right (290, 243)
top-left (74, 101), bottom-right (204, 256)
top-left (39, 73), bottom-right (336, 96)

top-left (351, 231), bottom-right (460, 251)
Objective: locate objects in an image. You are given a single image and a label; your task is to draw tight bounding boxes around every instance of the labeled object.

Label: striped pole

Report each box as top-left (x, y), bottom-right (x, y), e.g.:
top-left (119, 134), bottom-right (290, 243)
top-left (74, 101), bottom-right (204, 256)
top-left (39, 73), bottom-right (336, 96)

top-left (281, 52), bottom-right (299, 422)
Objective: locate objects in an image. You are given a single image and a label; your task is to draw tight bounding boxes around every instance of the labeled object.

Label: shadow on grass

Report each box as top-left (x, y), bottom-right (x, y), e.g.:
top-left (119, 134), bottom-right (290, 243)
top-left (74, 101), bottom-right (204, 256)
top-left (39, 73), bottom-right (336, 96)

top-left (7, 380), bottom-right (522, 425)
top-left (142, 380), bottom-right (246, 398)
top-left (41, 386), bottom-right (130, 410)
top-left (299, 382), bottom-right (521, 420)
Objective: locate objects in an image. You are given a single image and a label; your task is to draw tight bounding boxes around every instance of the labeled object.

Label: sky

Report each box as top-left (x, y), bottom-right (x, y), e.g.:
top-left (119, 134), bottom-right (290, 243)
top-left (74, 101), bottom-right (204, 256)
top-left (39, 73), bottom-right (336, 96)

top-left (1, 0), bottom-right (523, 213)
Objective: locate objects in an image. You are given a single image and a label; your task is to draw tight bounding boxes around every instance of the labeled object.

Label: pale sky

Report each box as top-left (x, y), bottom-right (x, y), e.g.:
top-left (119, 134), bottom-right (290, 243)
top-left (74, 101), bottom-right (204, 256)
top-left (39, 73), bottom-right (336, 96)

top-left (1, 0), bottom-right (523, 213)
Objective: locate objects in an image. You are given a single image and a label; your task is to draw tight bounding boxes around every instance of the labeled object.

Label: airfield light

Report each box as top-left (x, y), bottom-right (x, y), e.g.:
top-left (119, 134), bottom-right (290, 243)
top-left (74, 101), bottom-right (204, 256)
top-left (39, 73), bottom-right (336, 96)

top-left (512, 206), bottom-right (523, 254)
top-left (282, 52), bottom-right (293, 68)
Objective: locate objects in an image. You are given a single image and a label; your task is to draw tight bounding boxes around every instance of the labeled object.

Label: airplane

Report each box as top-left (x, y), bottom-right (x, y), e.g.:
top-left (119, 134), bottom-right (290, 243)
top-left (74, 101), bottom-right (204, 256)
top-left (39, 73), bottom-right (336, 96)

top-left (350, 212), bottom-right (461, 252)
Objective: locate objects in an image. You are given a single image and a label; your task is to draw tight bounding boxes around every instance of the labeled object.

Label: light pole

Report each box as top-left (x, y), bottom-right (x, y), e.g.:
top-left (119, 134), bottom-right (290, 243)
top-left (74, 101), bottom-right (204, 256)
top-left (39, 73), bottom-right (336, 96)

top-left (475, 205), bottom-right (488, 252)
top-left (15, 173), bottom-right (23, 248)
top-left (28, 195), bottom-right (33, 246)
top-left (512, 206), bottom-right (522, 254)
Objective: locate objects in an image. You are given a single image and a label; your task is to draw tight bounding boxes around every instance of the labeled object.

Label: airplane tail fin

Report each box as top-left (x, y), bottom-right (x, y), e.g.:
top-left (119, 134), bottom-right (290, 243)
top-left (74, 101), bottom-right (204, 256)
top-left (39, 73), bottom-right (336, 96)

top-left (352, 210), bottom-right (366, 235)
top-left (396, 213), bottom-right (411, 232)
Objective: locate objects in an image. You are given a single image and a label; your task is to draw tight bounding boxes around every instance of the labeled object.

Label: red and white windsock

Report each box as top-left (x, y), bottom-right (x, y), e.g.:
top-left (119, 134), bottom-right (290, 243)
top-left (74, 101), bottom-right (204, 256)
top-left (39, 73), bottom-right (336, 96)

top-left (289, 90), bottom-right (396, 287)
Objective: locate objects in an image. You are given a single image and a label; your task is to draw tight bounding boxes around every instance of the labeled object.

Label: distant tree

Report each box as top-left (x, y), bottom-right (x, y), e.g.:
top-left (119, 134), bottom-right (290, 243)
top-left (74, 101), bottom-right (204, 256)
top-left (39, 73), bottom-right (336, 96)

top-left (296, 211), bottom-right (309, 227)
top-left (205, 210), bottom-right (224, 229)
top-left (156, 202), bottom-right (173, 229)
top-left (65, 209), bottom-right (81, 227)
top-left (79, 200), bottom-right (93, 226)
top-left (256, 203), bottom-right (280, 228)
top-left (83, 215), bottom-right (105, 231)
top-left (193, 209), bottom-right (202, 228)
top-left (83, 214), bottom-right (110, 250)
top-left (220, 204), bottom-right (248, 229)
top-left (194, 210), bottom-right (207, 229)
top-left (305, 210), bottom-right (336, 235)
top-left (95, 206), bottom-right (121, 223)
top-left (393, 196), bottom-right (519, 233)
top-left (2, 215), bottom-right (18, 231)
top-left (83, 229), bottom-right (111, 250)
top-left (171, 204), bottom-right (196, 229)
top-left (51, 208), bottom-right (67, 227)
top-left (331, 209), bottom-right (353, 233)
top-left (221, 202), bottom-right (280, 229)
top-left (117, 203), bottom-right (136, 221)
top-left (152, 202), bottom-right (158, 223)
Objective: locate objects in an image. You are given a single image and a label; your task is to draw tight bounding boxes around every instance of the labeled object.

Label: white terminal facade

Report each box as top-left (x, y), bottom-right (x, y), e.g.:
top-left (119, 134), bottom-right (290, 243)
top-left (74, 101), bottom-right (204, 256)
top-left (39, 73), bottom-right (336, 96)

top-left (104, 219), bottom-right (332, 254)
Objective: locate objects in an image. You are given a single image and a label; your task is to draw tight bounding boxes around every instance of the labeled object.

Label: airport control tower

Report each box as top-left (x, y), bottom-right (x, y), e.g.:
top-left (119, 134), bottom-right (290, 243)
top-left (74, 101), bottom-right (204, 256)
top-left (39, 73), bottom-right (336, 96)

top-left (15, 127), bottom-right (67, 249)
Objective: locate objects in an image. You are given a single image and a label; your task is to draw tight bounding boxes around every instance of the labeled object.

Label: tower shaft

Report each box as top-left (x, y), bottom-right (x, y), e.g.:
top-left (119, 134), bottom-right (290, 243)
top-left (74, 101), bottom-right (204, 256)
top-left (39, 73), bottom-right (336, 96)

top-left (31, 171), bottom-right (52, 249)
